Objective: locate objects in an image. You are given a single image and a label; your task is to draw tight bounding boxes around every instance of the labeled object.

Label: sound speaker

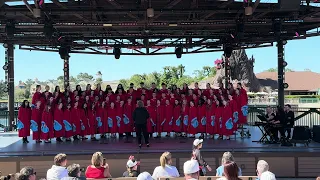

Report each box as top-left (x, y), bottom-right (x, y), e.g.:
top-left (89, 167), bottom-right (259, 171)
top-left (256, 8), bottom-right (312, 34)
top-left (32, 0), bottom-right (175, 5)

top-left (312, 125), bottom-right (320, 143)
top-left (278, 0), bottom-right (301, 10)
top-left (292, 126), bottom-right (311, 141)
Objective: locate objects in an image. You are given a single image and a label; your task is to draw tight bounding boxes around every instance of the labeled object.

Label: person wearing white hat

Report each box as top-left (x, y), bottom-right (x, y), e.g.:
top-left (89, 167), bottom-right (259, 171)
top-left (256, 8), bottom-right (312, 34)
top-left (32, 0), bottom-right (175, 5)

top-left (183, 159), bottom-right (200, 180)
top-left (137, 172), bottom-right (153, 180)
top-left (123, 156), bottom-right (139, 177)
top-left (192, 139), bottom-right (212, 176)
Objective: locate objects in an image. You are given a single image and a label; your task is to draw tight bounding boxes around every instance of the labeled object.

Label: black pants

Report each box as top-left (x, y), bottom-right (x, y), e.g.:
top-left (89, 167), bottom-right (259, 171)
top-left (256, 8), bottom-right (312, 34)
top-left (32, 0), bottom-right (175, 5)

top-left (285, 127), bottom-right (293, 138)
top-left (136, 124), bottom-right (149, 145)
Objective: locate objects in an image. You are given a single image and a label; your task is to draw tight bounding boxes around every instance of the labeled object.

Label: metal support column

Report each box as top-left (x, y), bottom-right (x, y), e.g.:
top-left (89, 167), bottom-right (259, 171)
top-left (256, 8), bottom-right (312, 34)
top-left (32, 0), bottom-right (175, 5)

top-left (224, 57), bottom-right (231, 89)
top-left (63, 58), bottom-right (70, 89)
top-left (277, 40), bottom-right (285, 108)
top-left (6, 43), bottom-right (14, 131)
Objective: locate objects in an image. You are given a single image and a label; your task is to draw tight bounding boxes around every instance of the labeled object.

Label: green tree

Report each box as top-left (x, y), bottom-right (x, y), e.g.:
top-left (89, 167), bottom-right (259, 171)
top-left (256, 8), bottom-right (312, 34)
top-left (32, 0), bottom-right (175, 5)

top-left (25, 79), bottom-right (34, 90)
top-left (24, 89), bottom-right (31, 99)
top-left (77, 73), bottom-right (94, 81)
top-left (119, 79), bottom-right (129, 89)
top-left (96, 78), bottom-right (103, 84)
top-left (0, 81), bottom-right (7, 99)
top-left (15, 88), bottom-right (25, 100)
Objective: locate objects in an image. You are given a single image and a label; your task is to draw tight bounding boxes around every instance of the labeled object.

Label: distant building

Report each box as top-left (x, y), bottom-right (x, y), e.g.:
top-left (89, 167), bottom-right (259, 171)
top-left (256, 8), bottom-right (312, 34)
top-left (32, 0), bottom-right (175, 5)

top-left (17, 81), bottom-right (26, 89)
top-left (256, 71), bottom-right (320, 95)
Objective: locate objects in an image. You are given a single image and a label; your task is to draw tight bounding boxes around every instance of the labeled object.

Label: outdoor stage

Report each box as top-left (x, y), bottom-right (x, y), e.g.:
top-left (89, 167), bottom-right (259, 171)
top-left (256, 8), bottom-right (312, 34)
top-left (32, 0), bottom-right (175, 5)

top-left (0, 127), bottom-right (320, 178)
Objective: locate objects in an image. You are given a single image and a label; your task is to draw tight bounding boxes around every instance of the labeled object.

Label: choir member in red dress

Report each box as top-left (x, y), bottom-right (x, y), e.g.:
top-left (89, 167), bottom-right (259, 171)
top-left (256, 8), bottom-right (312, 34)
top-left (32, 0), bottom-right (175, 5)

top-left (95, 83), bottom-right (102, 95)
top-left (53, 102), bottom-right (65, 142)
top-left (221, 100), bottom-right (234, 140)
top-left (164, 100), bottom-right (173, 136)
top-left (63, 104), bottom-right (73, 141)
top-left (227, 83), bottom-right (235, 96)
top-left (106, 89), bottom-right (115, 102)
top-left (160, 83), bottom-right (168, 94)
top-left (108, 102), bottom-right (117, 138)
top-left (140, 94), bottom-right (147, 106)
top-left (116, 101), bottom-right (125, 136)
top-left (181, 99), bottom-right (189, 137)
top-left (228, 94), bottom-right (239, 132)
top-left (146, 100), bottom-right (156, 136)
top-left (96, 101), bottom-right (107, 137)
top-left (206, 99), bottom-right (215, 138)
top-left (31, 85), bottom-right (42, 107)
top-left (203, 83), bottom-right (211, 98)
top-left (88, 103), bottom-right (98, 141)
top-left (17, 100), bottom-right (31, 143)
top-left (89, 91), bottom-right (95, 102)
top-left (75, 85), bottom-right (82, 95)
top-left (215, 100), bottom-right (223, 139)
top-left (116, 88), bottom-right (127, 101)
top-left (156, 100), bottom-right (165, 138)
top-left (208, 89), bottom-right (216, 101)
top-left (85, 84), bottom-right (92, 96)
top-left (54, 86), bottom-right (62, 98)
top-left (193, 82), bottom-right (200, 95)
top-left (181, 83), bottom-right (189, 95)
top-left (136, 82), bottom-right (146, 96)
top-left (150, 92), bottom-right (158, 107)
top-left (192, 94), bottom-right (199, 106)
top-left (197, 99), bottom-right (206, 139)
top-left (31, 100), bottom-right (42, 143)
top-left (79, 103), bottom-right (89, 139)
top-left (41, 104), bottom-right (54, 143)
top-left (71, 102), bottom-right (81, 140)
top-left (105, 96), bottom-right (111, 107)
top-left (123, 98), bottom-right (134, 139)
top-left (160, 92), bottom-right (167, 105)
top-left (149, 82), bottom-right (159, 97)
top-left (127, 87), bottom-right (136, 103)
top-left (237, 83), bottom-right (248, 125)
top-left (42, 85), bottom-right (52, 98)
top-left (172, 99), bottom-right (182, 136)
top-left (169, 93), bottom-right (176, 107)
top-left (188, 100), bottom-right (198, 138)
top-left (187, 89), bottom-right (194, 102)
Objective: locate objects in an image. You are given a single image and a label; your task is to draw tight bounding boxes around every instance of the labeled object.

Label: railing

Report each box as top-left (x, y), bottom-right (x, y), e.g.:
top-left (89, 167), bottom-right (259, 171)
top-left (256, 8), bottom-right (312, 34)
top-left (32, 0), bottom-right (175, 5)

top-left (1, 106), bottom-right (320, 131)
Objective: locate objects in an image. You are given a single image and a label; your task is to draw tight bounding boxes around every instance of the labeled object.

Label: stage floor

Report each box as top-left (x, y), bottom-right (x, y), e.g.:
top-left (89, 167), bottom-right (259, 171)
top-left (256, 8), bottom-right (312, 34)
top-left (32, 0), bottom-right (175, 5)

top-left (1, 126), bottom-right (320, 157)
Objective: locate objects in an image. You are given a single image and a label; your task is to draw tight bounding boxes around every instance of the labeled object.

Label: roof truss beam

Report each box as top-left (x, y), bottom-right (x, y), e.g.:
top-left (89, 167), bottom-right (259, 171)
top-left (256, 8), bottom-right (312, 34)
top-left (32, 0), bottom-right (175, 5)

top-left (51, 0), bottom-right (89, 22)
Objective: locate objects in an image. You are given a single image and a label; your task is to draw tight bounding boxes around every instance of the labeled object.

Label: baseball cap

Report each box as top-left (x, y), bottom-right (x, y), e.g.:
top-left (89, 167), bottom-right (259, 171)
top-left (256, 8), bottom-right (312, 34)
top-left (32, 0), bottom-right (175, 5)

top-left (183, 160), bottom-right (200, 174)
top-left (126, 159), bottom-right (138, 168)
top-left (137, 172), bottom-right (153, 180)
top-left (193, 139), bottom-right (203, 146)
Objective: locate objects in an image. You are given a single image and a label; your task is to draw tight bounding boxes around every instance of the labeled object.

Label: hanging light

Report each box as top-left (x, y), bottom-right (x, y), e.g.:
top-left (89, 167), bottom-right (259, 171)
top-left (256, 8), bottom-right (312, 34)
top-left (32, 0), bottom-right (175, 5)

top-left (147, 8), bottom-right (154, 18)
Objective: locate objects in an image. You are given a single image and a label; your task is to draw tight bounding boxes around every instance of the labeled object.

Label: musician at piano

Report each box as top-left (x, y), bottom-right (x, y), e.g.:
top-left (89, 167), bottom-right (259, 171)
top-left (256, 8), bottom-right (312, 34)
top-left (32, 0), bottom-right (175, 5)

top-left (274, 106), bottom-right (286, 141)
top-left (265, 106), bottom-right (278, 141)
top-left (284, 104), bottom-right (295, 139)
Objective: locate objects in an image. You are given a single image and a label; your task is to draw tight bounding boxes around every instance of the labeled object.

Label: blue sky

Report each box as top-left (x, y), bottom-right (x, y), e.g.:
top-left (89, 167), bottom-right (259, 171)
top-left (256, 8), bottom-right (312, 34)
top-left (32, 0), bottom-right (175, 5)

top-left (0, 36), bottom-right (319, 83)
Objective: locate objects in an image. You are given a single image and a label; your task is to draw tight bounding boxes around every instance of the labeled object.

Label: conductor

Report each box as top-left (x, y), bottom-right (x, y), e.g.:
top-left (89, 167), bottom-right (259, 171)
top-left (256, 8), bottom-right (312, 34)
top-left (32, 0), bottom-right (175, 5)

top-left (133, 100), bottom-right (150, 148)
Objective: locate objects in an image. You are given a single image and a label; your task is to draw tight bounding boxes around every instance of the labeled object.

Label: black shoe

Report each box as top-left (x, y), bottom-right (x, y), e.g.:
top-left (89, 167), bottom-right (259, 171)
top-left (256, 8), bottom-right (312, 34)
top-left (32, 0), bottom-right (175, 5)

top-left (36, 140), bottom-right (42, 143)
top-left (56, 138), bottom-right (63, 142)
top-left (139, 144), bottom-right (142, 148)
top-left (66, 138), bottom-right (71, 142)
top-left (91, 137), bottom-right (98, 141)
top-left (147, 144), bottom-right (150, 147)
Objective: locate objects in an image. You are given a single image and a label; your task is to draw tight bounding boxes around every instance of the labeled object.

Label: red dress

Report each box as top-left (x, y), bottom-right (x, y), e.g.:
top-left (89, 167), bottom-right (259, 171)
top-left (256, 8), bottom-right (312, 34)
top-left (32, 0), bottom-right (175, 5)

top-left (53, 108), bottom-right (65, 138)
top-left (79, 109), bottom-right (89, 136)
top-left (71, 108), bottom-right (81, 135)
top-left (85, 166), bottom-right (106, 179)
top-left (31, 92), bottom-right (42, 106)
top-left (197, 105), bottom-right (206, 133)
top-left (40, 111), bottom-right (54, 140)
top-left (181, 105), bottom-right (189, 133)
top-left (163, 104), bottom-right (173, 132)
top-left (206, 105), bottom-right (218, 135)
top-left (188, 106), bottom-right (198, 135)
top-left (116, 105), bottom-right (124, 134)
top-left (17, 107), bottom-right (31, 137)
top-left (63, 109), bottom-right (73, 138)
top-left (96, 107), bottom-right (107, 133)
top-left (229, 99), bottom-right (239, 132)
top-left (107, 107), bottom-right (117, 133)
top-left (123, 103), bottom-right (134, 133)
top-left (172, 105), bottom-right (181, 133)
top-left (156, 105), bottom-right (165, 133)
top-left (31, 108), bottom-right (42, 140)
top-left (216, 106), bottom-right (223, 135)
top-left (88, 109), bottom-right (97, 135)
top-left (146, 105), bottom-right (156, 133)
top-left (221, 105), bottom-right (234, 136)
top-left (239, 89), bottom-right (248, 124)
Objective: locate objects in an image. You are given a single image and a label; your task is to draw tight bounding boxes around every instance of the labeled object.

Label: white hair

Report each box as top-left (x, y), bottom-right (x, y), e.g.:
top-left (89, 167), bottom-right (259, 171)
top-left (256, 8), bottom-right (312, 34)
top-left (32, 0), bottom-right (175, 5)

top-left (221, 152), bottom-right (234, 164)
top-left (257, 160), bottom-right (269, 174)
top-left (260, 171), bottom-right (276, 180)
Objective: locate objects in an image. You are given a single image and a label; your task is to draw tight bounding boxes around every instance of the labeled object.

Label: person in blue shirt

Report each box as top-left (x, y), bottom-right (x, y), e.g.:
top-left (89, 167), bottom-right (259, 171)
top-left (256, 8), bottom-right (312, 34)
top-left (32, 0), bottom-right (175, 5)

top-left (216, 152), bottom-right (242, 176)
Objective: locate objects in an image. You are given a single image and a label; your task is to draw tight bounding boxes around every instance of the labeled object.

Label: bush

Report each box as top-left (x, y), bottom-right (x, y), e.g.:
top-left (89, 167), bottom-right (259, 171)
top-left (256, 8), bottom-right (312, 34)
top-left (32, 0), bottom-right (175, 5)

top-left (285, 95), bottom-right (320, 99)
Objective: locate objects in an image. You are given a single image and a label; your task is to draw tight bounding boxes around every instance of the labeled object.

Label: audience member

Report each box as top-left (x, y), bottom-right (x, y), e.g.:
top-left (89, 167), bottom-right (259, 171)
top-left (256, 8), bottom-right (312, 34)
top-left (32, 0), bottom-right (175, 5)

top-left (217, 162), bottom-right (241, 180)
top-left (256, 160), bottom-right (269, 179)
top-left (85, 152), bottom-right (112, 179)
top-left (137, 172), bottom-right (153, 180)
top-left (260, 171), bottom-right (276, 180)
top-left (184, 159), bottom-right (200, 180)
top-left (0, 171), bottom-right (13, 180)
top-left (123, 156), bottom-right (139, 177)
top-left (216, 152), bottom-right (242, 176)
top-left (15, 167), bottom-right (36, 180)
top-left (46, 153), bottom-right (68, 180)
top-left (192, 139), bottom-right (212, 176)
top-left (152, 152), bottom-right (180, 179)
top-left (61, 164), bottom-right (84, 180)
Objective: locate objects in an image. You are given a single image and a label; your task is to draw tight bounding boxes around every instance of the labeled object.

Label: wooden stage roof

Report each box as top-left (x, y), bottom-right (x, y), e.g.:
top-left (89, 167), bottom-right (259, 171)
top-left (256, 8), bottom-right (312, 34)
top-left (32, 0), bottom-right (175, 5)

top-left (0, 0), bottom-right (320, 55)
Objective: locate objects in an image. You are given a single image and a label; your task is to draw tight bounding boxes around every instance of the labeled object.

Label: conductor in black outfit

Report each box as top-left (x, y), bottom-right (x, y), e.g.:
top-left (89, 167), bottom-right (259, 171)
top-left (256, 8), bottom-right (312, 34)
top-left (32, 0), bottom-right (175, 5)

top-left (133, 100), bottom-right (150, 148)
top-left (284, 104), bottom-right (295, 139)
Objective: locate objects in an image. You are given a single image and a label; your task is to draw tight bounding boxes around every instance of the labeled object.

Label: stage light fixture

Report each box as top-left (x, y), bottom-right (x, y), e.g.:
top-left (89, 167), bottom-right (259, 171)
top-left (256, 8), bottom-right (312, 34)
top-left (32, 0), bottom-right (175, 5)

top-left (283, 83), bottom-right (289, 89)
top-left (223, 45), bottom-right (233, 58)
top-left (175, 46), bottom-right (183, 59)
top-left (283, 61), bottom-right (288, 67)
top-left (59, 46), bottom-right (70, 60)
top-left (113, 47), bottom-right (121, 59)
top-left (3, 63), bottom-right (8, 71)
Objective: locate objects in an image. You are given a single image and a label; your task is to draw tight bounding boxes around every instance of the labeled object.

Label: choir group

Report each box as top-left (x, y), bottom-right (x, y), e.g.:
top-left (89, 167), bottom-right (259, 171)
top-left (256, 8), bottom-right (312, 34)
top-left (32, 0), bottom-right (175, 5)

top-left (16, 81), bottom-right (248, 143)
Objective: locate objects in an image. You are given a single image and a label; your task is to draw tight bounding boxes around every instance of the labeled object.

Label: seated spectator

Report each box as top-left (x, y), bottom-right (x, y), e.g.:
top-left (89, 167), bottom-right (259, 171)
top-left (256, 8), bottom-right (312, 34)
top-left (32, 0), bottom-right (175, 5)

top-left (183, 159), bottom-right (200, 180)
top-left (15, 167), bottom-right (36, 180)
top-left (256, 160), bottom-right (269, 180)
top-left (61, 164), bottom-right (84, 180)
top-left (152, 152), bottom-right (179, 179)
top-left (217, 162), bottom-right (241, 180)
top-left (137, 172), bottom-right (153, 180)
top-left (47, 153), bottom-right (68, 180)
top-left (123, 156), bottom-right (139, 177)
top-left (260, 171), bottom-right (276, 180)
top-left (85, 152), bottom-right (112, 179)
top-left (0, 171), bottom-right (13, 180)
top-left (317, 177), bottom-right (320, 180)
top-left (216, 152), bottom-right (242, 176)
